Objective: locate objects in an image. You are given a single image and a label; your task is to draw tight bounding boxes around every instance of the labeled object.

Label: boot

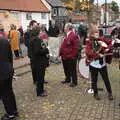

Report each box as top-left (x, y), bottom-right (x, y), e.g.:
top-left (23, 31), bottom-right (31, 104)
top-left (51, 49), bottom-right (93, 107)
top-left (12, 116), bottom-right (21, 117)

top-left (108, 93), bottom-right (113, 101)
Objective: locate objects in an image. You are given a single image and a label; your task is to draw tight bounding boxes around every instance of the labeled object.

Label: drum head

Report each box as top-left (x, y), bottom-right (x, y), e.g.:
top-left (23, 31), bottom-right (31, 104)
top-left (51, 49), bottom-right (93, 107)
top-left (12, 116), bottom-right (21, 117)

top-left (78, 58), bottom-right (89, 79)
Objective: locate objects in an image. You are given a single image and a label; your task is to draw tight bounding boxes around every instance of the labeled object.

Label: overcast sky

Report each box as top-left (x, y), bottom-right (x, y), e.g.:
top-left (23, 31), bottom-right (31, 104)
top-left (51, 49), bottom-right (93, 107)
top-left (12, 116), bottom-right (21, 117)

top-left (94, 0), bottom-right (120, 7)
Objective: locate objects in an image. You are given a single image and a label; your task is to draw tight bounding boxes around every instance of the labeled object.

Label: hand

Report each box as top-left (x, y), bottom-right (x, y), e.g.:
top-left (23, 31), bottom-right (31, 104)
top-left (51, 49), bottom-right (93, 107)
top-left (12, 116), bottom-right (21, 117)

top-left (99, 53), bottom-right (104, 57)
top-left (104, 49), bottom-right (109, 52)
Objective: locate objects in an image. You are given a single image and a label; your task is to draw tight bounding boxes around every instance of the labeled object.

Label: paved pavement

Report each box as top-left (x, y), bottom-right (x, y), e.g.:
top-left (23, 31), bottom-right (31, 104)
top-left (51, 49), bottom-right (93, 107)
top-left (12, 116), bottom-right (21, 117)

top-left (0, 57), bottom-right (120, 120)
top-left (0, 36), bottom-right (120, 120)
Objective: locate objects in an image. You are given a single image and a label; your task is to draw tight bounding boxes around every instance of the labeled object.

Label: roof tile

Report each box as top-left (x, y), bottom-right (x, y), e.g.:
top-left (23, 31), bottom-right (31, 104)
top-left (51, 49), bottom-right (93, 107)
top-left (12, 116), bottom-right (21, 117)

top-left (0, 0), bottom-right (49, 12)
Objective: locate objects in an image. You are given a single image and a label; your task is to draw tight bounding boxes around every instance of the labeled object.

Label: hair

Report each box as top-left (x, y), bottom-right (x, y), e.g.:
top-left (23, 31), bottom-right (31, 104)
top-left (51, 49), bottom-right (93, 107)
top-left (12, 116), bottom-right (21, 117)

top-left (89, 28), bottom-right (99, 37)
top-left (39, 24), bottom-right (45, 32)
top-left (64, 23), bottom-right (73, 31)
top-left (10, 24), bottom-right (16, 30)
top-left (29, 20), bottom-right (37, 27)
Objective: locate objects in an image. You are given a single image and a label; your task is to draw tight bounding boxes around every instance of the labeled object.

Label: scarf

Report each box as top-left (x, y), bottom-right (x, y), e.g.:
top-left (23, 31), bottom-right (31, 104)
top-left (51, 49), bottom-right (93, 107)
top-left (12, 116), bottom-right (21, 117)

top-left (91, 37), bottom-right (100, 52)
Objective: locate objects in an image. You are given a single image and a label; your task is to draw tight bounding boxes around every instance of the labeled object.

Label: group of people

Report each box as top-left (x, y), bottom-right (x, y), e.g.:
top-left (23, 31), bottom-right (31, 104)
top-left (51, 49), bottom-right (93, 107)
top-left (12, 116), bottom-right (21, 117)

top-left (0, 20), bottom-right (120, 120)
top-left (0, 21), bottom-right (50, 120)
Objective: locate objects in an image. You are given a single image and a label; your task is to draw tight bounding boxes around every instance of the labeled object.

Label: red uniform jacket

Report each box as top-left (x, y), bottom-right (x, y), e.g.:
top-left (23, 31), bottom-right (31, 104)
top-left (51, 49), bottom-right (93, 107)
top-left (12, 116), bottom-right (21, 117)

top-left (85, 37), bottom-right (113, 65)
top-left (59, 31), bottom-right (80, 60)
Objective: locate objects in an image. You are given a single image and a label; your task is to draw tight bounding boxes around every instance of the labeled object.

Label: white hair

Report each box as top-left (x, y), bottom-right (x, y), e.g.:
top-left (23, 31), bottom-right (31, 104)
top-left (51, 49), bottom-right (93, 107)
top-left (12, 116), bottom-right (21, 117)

top-left (64, 23), bottom-right (73, 30)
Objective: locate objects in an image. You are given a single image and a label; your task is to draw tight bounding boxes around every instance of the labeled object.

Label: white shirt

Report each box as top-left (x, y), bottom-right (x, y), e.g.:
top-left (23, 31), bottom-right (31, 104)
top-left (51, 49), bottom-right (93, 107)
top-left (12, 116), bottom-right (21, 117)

top-left (90, 57), bottom-right (106, 68)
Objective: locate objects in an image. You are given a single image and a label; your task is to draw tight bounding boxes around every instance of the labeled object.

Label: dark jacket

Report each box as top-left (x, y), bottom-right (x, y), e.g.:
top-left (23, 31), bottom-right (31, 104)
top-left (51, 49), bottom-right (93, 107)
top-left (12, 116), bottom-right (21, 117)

top-left (48, 25), bottom-right (59, 37)
top-left (59, 31), bottom-right (79, 60)
top-left (0, 38), bottom-right (14, 80)
top-left (24, 30), bottom-right (33, 58)
top-left (31, 37), bottom-right (49, 68)
top-left (111, 27), bottom-right (120, 39)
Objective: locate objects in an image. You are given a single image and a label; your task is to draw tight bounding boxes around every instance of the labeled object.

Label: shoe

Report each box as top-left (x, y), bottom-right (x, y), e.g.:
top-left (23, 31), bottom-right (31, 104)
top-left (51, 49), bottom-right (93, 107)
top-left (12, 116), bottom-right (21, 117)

top-left (1, 114), bottom-right (16, 120)
top-left (37, 91), bottom-right (48, 97)
top-left (69, 83), bottom-right (77, 87)
top-left (61, 80), bottom-right (70, 84)
top-left (108, 94), bottom-right (113, 101)
top-left (94, 94), bottom-right (100, 100)
top-left (13, 111), bottom-right (19, 117)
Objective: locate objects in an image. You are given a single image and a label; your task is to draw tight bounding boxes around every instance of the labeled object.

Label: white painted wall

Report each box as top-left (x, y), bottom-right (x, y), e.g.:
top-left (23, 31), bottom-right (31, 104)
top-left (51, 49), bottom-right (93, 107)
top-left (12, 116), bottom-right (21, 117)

top-left (0, 10), bottom-right (50, 31)
top-left (20, 12), bottom-right (50, 31)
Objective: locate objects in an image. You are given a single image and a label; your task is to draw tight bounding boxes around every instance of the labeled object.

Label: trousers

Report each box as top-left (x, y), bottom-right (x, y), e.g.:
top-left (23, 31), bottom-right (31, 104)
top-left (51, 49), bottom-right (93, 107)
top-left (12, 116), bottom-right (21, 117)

top-left (89, 65), bottom-right (112, 94)
top-left (0, 76), bottom-right (17, 115)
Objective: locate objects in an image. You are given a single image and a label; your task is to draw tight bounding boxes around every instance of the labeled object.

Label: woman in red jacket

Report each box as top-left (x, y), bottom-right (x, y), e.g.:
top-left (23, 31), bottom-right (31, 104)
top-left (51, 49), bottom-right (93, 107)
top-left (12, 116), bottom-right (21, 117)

top-left (85, 28), bottom-right (113, 100)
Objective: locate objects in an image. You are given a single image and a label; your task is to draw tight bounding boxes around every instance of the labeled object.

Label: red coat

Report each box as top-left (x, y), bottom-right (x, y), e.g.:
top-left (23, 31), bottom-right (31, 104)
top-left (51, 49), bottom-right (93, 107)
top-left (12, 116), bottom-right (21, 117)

top-left (85, 37), bottom-right (113, 65)
top-left (59, 31), bottom-right (80, 60)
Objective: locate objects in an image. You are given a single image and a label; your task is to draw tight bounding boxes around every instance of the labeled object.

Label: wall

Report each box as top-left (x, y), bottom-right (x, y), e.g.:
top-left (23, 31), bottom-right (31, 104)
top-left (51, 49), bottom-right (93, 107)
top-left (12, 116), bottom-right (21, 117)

top-left (20, 12), bottom-right (50, 31)
top-left (0, 10), bottom-right (50, 31)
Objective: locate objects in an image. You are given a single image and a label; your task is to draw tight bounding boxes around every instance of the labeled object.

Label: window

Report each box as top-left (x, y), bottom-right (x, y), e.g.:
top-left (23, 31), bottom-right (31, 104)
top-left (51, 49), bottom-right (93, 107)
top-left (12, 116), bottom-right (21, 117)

top-left (26, 13), bottom-right (32, 20)
top-left (53, 8), bottom-right (58, 16)
top-left (41, 13), bottom-right (46, 19)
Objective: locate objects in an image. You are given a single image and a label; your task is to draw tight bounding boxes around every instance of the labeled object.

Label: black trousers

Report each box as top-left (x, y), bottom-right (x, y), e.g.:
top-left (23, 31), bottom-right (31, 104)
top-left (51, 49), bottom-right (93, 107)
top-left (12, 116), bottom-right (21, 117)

top-left (31, 61), bottom-right (46, 94)
top-left (36, 67), bottom-right (45, 95)
top-left (30, 61), bottom-right (37, 84)
top-left (0, 76), bottom-right (17, 115)
top-left (62, 58), bottom-right (77, 85)
top-left (89, 65), bottom-right (112, 94)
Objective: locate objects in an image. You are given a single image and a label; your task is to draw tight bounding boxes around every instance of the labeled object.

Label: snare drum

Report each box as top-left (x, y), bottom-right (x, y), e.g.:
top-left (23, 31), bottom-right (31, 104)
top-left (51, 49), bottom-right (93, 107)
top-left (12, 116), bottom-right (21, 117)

top-left (78, 58), bottom-right (89, 79)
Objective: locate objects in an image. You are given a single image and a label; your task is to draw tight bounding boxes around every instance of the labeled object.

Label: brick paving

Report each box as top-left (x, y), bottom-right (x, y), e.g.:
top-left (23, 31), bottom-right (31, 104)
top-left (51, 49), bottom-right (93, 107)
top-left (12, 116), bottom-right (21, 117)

top-left (0, 57), bottom-right (120, 120)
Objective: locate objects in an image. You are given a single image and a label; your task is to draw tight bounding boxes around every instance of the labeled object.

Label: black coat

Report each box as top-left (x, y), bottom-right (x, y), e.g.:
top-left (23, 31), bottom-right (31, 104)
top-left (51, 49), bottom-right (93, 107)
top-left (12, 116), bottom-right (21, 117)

top-left (111, 27), bottom-right (120, 39)
top-left (31, 37), bottom-right (49, 68)
top-left (24, 30), bottom-right (33, 58)
top-left (0, 38), bottom-right (14, 80)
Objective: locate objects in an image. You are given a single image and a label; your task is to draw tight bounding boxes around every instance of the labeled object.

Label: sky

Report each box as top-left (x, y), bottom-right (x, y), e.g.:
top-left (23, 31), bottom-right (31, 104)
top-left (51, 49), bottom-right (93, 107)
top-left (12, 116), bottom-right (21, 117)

top-left (94, 0), bottom-right (120, 7)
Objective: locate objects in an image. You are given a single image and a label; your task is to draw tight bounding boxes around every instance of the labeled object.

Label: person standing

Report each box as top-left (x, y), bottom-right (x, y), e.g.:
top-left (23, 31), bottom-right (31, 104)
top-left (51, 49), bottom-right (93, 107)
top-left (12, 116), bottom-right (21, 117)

top-left (18, 26), bottom-right (25, 57)
top-left (9, 24), bottom-right (20, 59)
top-left (30, 26), bottom-right (49, 96)
top-left (0, 24), bottom-right (8, 39)
top-left (111, 23), bottom-right (120, 39)
top-left (59, 23), bottom-right (80, 87)
top-left (85, 28), bottom-right (113, 100)
top-left (24, 20), bottom-right (38, 84)
top-left (78, 22), bottom-right (87, 46)
top-left (0, 26), bottom-right (18, 120)
top-left (39, 24), bottom-right (48, 46)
